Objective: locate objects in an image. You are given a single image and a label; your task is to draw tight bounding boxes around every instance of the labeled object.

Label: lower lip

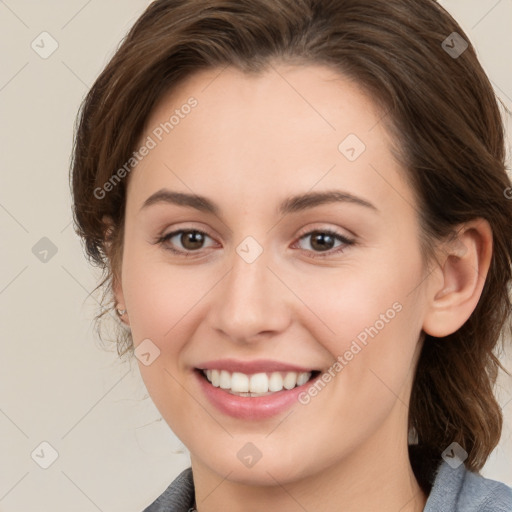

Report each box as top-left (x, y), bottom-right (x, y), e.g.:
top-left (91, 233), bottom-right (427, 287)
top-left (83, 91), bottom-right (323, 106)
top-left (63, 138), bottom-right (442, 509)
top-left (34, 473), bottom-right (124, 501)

top-left (195, 370), bottom-right (319, 420)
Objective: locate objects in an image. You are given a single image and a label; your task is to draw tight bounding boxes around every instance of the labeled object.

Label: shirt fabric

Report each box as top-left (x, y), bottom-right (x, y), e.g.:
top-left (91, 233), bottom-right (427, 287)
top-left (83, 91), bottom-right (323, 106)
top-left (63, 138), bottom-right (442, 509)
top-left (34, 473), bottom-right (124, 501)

top-left (142, 446), bottom-right (512, 511)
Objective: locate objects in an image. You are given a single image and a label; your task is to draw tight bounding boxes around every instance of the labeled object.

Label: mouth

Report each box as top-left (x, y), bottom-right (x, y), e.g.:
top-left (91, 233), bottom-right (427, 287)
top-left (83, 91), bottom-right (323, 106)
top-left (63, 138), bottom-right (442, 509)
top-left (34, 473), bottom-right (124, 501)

top-left (196, 368), bottom-right (321, 397)
top-left (193, 359), bottom-right (324, 419)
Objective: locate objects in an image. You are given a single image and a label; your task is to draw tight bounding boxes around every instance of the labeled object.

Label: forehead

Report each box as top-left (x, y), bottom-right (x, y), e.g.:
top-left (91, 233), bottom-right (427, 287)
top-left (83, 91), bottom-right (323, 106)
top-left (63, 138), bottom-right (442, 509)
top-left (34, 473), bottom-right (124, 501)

top-left (126, 64), bottom-right (413, 219)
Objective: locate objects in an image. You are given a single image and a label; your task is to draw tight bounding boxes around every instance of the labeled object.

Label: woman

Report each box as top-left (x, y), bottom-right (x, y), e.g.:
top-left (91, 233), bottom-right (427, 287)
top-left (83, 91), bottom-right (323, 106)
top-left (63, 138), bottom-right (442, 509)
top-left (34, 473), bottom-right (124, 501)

top-left (70, 0), bottom-right (512, 510)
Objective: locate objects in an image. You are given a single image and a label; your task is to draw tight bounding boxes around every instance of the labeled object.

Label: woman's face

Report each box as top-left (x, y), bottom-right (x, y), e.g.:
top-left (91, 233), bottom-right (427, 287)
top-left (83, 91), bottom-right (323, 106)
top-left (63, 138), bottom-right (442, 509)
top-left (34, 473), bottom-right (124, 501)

top-left (116, 64), bottom-right (433, 485)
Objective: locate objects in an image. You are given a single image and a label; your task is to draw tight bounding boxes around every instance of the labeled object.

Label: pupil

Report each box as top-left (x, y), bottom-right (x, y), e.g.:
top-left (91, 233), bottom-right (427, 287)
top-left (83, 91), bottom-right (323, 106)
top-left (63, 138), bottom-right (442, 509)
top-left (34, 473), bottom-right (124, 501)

top-left (183, 231), bottom-right (204, 250)
top-left (312, 232), bottom-right (334, 251)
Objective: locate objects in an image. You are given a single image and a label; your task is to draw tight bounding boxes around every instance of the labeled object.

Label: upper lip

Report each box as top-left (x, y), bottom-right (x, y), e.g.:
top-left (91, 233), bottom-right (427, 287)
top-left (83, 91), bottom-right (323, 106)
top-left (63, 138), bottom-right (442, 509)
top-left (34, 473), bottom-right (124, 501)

top-left (196, 359), bottom-right (318, 374)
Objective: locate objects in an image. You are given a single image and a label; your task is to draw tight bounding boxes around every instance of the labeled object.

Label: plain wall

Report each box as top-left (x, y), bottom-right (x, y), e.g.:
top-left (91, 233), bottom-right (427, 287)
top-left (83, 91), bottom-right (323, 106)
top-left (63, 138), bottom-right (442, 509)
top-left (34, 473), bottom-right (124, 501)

top-left (0, 1), bottom-right (511, 510)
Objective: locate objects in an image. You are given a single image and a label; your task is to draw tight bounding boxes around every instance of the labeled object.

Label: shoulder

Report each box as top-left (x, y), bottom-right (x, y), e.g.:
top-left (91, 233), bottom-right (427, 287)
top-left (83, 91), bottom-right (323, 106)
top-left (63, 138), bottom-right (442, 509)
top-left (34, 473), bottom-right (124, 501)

top-left (141, 467), bottom-right (195, 512)
top-left (425, 459), bottom-right (512, 512)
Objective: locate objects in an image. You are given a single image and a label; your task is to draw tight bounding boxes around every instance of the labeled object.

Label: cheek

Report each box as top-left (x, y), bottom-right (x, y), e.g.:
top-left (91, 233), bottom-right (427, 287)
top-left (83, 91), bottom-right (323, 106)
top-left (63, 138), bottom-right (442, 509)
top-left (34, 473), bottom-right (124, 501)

top-left (293, 245), bottom-right (426, 421)
top-left (292, 251), bottom-right (424, 361)
top-left (121, 244), bottom-right (212, 346)
top-left (300, 243), bottom-right (425, 409)
top-left (120, 249), bottom-right (203, 422)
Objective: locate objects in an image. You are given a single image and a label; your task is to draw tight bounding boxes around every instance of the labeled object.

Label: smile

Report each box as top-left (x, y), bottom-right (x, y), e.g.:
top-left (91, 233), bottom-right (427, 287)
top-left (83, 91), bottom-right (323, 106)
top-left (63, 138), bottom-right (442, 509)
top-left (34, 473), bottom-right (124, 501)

top-left (201, 369), bottom-right (316, 396)
top-left (194, 360), bottom-right (323, 419)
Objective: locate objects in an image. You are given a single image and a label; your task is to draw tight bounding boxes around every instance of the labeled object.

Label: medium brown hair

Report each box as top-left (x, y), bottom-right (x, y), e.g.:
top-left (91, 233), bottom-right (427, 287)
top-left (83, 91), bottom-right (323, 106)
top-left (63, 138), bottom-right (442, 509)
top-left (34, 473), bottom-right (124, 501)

top-left (70, 0), bottom-right (512, 479)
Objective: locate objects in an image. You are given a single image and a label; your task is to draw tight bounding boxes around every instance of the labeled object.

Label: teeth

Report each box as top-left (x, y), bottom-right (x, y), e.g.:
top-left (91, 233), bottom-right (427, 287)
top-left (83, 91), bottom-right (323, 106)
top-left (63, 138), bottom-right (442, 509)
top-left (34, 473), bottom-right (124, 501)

top-left (297, 372), bottom-right (310, 386)
top-left (283, 371), bottom-right (298, 390)
top-left (219, 370), bottom-right (231, 389)
top-left (202, 369), bottom-right (312, 395)
top-left (211, 369), bottom-right (220, 387)
top-left (269, 372), bottom-right (283, 392)
top-left (249, 373), bottom-right (268, 393)
top-left (231, 372), bottom-right (249, 392)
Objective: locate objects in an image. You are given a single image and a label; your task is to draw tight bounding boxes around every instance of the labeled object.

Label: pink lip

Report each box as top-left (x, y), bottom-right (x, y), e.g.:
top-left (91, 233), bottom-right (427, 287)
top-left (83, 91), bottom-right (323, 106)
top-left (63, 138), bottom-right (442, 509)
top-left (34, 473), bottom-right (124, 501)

top-left (197, 359), bottom-right (315, 374)
top-left (194, 366), bottom-right (321, 421)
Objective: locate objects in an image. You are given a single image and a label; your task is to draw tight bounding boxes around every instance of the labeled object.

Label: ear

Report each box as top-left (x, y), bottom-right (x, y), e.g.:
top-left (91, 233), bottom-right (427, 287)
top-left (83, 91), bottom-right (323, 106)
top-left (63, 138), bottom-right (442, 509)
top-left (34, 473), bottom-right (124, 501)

top-left (102, 215), bottom-right (130, 326)
top-left (422, 219), bottom-right (492, 338)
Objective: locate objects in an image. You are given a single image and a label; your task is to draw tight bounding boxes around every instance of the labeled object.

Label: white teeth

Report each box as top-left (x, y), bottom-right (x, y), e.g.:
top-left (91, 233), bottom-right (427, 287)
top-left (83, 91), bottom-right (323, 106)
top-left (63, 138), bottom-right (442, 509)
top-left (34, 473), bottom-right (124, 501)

top-left (211, 369), bottom-right (220, 387)
top-left (297, 372), bottom-right (310, 386)
top-left (231, 372), bottom-right (249, 392)
top-left (249, 373), bottom-right (268, 393)
top-left (268, 372), bottom-right (284, 392)
top-left (219, 370), bottom-right (231, 389)
top-left (202, 369), bottom-right (312, 394)
top-left (283, 371), bottom-right (298, 390)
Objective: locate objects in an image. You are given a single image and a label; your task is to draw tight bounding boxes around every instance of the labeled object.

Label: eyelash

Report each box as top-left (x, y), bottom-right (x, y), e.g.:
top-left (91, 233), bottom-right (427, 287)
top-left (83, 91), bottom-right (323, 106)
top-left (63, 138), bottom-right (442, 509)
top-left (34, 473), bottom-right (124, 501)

top-left (155, 228), bottom-right (355, 259)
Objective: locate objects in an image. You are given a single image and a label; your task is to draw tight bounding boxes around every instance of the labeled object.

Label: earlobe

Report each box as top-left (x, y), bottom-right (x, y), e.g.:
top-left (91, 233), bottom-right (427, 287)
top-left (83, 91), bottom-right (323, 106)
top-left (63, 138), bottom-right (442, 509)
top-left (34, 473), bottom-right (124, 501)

top-left (113, 276), bottom-right (131, 327)
top-left (422, 219), bottom-right (492, 338)
top-left (112, 267), bottom-right (130, 326)
top-left (102, 215), bottom-right (130, 326)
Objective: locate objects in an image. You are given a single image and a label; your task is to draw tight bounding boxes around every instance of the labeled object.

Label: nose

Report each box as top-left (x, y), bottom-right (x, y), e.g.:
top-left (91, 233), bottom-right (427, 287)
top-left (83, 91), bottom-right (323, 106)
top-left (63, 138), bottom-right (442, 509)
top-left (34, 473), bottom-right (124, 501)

top-left (207, 242), bottom-right (292, 344)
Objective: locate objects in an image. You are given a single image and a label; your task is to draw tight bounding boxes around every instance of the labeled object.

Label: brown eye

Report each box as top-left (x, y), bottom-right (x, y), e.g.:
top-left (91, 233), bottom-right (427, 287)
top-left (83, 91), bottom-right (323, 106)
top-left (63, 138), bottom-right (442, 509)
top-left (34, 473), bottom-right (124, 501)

top-left (178, 230), bottom-right (206, 250)
top-left (158, 229), bottom-right (215, 255)
top-left (309, 232), bottom-right (337, 252)
top-left (295, 229), bottom-right (355, 258)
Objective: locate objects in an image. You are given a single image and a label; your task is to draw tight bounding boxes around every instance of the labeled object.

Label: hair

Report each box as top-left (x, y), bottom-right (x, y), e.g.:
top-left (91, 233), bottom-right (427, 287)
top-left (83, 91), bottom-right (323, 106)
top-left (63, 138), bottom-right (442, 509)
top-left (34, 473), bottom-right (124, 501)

top-left (70, 0), bottom-right (512, 483)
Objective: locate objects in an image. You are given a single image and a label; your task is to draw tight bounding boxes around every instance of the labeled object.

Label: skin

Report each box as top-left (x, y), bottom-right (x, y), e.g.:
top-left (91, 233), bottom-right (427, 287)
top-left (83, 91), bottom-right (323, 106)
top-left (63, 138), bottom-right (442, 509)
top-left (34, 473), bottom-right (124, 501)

top-left (110, 63), bottom-right (492, 512)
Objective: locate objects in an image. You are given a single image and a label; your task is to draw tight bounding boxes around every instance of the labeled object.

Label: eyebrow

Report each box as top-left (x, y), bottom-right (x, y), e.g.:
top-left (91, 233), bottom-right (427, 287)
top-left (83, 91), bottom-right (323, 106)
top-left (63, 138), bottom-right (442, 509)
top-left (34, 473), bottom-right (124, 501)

top-left (140, 188), bottom-right (378, 216)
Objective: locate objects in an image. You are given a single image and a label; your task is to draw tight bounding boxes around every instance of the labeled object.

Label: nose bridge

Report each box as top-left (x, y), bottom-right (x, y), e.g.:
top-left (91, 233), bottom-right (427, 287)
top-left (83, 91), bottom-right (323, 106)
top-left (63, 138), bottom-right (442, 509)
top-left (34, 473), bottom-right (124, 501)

top-left (210, 237), bottom-right (290, 342)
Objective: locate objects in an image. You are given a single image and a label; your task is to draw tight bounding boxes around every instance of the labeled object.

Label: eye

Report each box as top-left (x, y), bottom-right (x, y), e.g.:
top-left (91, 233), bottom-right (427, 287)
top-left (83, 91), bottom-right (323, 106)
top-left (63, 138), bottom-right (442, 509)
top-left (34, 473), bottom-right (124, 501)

top-left (156, 229), bottom-right (216, 256)
top-left (293, 229), bottom-right (355, 258)
top-left (155, 227), bottom-right (355, 259)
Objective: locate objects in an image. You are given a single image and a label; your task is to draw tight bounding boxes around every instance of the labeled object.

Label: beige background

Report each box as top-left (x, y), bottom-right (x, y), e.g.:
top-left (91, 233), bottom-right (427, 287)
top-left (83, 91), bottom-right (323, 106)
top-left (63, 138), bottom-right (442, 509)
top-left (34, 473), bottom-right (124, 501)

top-left (0, 1), bottom-right (511, 510)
